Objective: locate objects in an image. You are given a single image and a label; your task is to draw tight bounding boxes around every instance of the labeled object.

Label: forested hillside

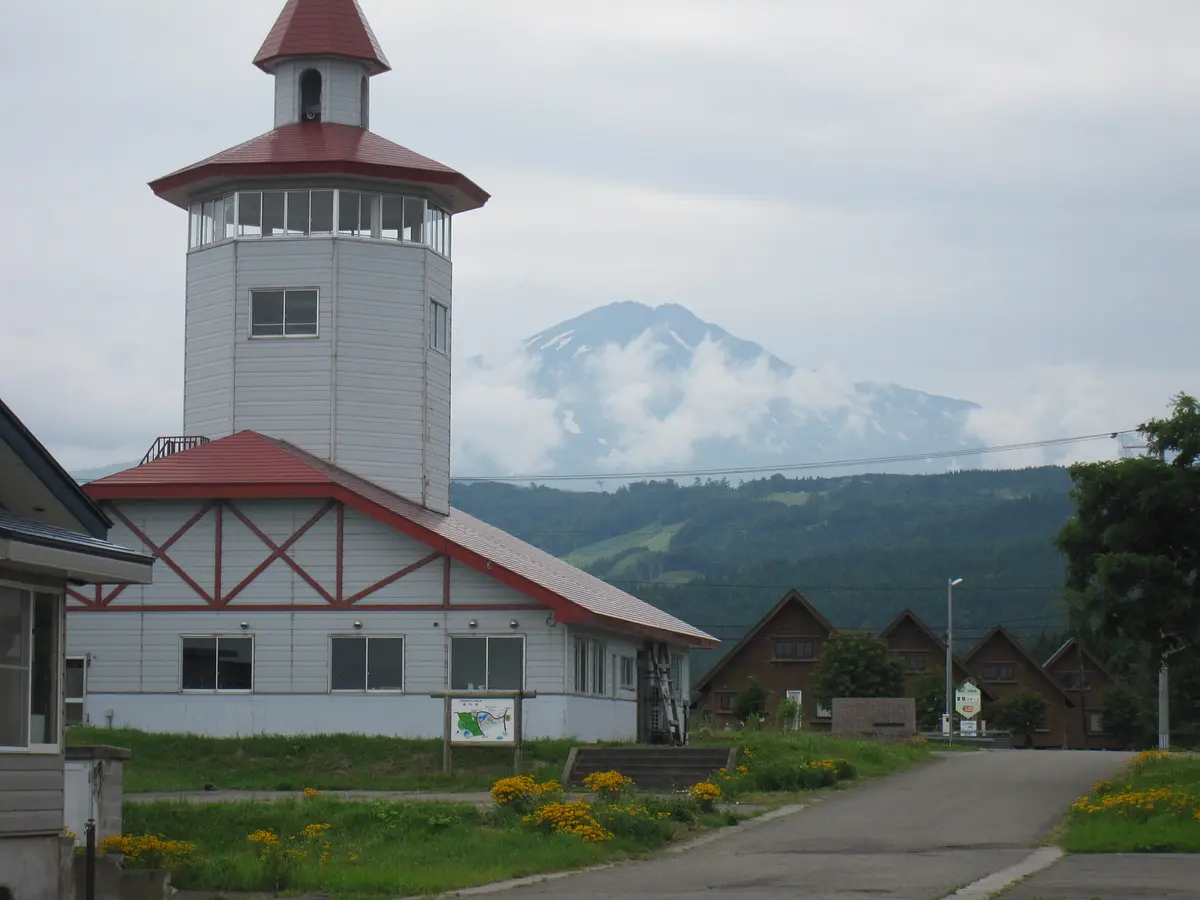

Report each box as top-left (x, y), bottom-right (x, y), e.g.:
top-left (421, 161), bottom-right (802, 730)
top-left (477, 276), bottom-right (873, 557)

top-left (451, 467), bottom-right (1077, 672)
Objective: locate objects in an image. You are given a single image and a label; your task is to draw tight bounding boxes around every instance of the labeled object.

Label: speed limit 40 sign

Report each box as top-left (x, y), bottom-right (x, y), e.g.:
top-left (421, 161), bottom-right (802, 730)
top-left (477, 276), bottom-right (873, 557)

top-left (955, 682), bottom-right (981, 719)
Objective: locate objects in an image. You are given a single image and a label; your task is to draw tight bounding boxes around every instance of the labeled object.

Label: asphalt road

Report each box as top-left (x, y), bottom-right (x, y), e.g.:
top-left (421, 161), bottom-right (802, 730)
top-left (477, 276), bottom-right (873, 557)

top-left (492, 750), bottom-right (1132, 900)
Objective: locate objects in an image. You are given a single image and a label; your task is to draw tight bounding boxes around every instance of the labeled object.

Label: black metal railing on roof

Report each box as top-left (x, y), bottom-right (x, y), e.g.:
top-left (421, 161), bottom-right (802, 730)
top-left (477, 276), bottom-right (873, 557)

top-left (140, 436), bottom-right (210, 466)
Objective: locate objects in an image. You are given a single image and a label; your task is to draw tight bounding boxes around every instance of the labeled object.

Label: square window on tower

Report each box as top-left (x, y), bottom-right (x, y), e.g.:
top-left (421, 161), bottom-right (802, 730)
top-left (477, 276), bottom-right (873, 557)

top-left (250, 289), bottom-right (319, 339)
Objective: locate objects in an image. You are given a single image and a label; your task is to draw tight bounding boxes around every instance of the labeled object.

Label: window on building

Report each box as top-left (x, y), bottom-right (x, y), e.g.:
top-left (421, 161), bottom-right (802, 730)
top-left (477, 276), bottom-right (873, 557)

top-left (238, 191), bottom-right (263, 237)
top-left (65, 656), bottom-right (86, 726)
top-left (981, 663), bottom-right (1016, 682)
top-left (573, 638), bottom-right (607, 695)
top-left (250, 289), bottom-right (319, 338)
top-left (0, 587), bottom-right (61, 748)
top-left (816, 701), bottom-right (832, 719)
top-left (286, 190), bottom-right (310, 235)
top-left (262, 190), bottom-right (286, 236)
top-left (330, 636), bottom-right (405, 692)
top-left (403, 197), bottom-right (425, 243)
top-left (906, 652), bottom-right (927, 672)
top-left (450, 636), bottom-right (524, 691)
top-left (718, 692), bottom-right (735, 712)
top-left (299, 68), bottom-right (323, 121)
top-left (1059, 671), bottom-right (1093, 691)
top-left (1086, 710), bottom-right (1105, 734)
top-left (181, 636), bottom-right (253, 692)
top-left (619, 655), bottom-right (636, 690)
top-left (774, 638), bottom-right (815, 661)
top-left (310, 190), bottom-right (335, 234)
top-left (429, 300), bottom-right (449, 353)
top-left (360, 75), bottom-right (370, 129)
top-left (381, 195), bottom-right (404, 241)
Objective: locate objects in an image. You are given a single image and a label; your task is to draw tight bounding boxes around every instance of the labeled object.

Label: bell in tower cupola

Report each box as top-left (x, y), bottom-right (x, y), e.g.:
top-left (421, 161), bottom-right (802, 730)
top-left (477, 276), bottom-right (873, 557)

top-left (253, 0), bottom-right (391, 129)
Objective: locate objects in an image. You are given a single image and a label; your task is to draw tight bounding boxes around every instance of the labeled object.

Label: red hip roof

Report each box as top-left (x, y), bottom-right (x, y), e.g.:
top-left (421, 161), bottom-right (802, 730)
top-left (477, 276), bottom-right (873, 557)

top-left (149, 123), bottom-right (489, 214)
top-left (254, 0), bottom-right (391, 74)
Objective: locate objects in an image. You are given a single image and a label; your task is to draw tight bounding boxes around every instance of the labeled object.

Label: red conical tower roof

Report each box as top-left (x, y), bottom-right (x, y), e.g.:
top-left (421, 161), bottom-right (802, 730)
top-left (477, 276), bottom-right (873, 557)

top-left (254, 0), bottom-right (391, 75)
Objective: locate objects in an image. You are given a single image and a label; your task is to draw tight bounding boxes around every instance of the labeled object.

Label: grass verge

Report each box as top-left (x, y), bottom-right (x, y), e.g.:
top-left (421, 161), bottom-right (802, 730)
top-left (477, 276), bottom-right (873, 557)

top-left (124, 793), bottom-right (735, 897)
top-left (71, 727), bottom-right (930, 794)
top-left (68, 727), bottom-right (577, 793)
top-left (1058, 750), bottom-right (1200, 853)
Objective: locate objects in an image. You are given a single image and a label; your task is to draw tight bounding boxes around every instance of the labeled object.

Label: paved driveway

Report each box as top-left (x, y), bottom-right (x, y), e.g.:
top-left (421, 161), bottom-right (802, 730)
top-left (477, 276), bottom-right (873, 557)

top-left (494, 750), bottom-right (1131, 900)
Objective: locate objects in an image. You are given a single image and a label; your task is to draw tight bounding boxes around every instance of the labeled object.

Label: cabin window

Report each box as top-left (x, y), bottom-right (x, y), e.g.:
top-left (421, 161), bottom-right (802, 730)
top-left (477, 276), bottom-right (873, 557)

top-left (180, 636), bottom-right (253, 692)
top-left (65, 656), bottom-right (86, 726)
top-left (1087, 710), bottom-right (1105, 734)
top-left (981, 663), bottom-right (1016, 682)
top-left (774, 638), bottom-right (815, 661)
top-left (717, 692), bottom-right (735, 712)
top-left (250, 288), bottom-right (319, 338)
top-left (450, 636), bottom-right (524, 691)
top-left (905, 652), bottom-right (927, 672)
top-left (573, 638), bottom-right (606, 695)
top-left (299, 68), bottom-right (323, 121)
top-left (429, 300), bottom-right (449, 353)
top-left (816, 701), bottom-right (832, 719)
top-left (0, 587), bottom-right (61, 749)
top-left (619, 655), bottom-right (636, 690)
top-left (1059, 671), bottom-right (1093, 691)
top-left (330, 636), bottom-right (404, 692)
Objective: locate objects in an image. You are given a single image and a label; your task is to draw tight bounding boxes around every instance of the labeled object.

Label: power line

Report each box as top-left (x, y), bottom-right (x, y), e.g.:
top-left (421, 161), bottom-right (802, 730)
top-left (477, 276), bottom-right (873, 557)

top-left (608, 580), bottom-right (1064, 592)
top-left (453, 430), bottom-right (1134, 484)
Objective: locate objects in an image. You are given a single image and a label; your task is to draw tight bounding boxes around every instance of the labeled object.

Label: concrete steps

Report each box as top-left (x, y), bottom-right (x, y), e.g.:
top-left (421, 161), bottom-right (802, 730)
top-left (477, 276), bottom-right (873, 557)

top-left (563, 746), bottom-right (738, 790)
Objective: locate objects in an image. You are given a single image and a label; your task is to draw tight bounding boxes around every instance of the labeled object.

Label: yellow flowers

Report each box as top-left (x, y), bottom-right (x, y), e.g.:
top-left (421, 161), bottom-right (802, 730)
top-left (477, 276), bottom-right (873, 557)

top-left (98, 834), bottom-right (196, 870)
top-left (302, 787), bottom-right (321, 797)
top-left (524, 800), bottom-right (613, 842)
top-left (583, 770), bottom-right (634, 800)
top-left (248, 829), bottom-right (280, 846)
top-left (300, 823), bottom-right (332, 840)
top-left (490, 775), bottom-right (562, 808)
top-left (809, 759), bottom-right (837, 771)
top-left (690, 782), bottom-right (721, 802)
top-left (1070, 751), bottom-right (1197, 824)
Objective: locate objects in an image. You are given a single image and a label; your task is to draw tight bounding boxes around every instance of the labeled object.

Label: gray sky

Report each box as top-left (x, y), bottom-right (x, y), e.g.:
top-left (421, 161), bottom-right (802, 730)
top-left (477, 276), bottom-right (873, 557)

top-left (1, 0), bottom-right (1197, 471)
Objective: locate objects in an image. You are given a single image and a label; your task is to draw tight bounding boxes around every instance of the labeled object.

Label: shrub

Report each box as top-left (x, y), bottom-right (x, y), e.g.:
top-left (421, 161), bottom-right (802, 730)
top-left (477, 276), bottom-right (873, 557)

top-left (832, 758), bottom-right (858, 780)
top-left (97, 834), bottom-right (196, 871)
top-left (689, 781), bottom-right (721, 812)
top-left (594, 802), bottom-right (675, 843)
top-left (582, 770), bottom-right (634, 802)
top-left (750, 762), bottom-right (826, 792)
top-left (523, 800), bottom-right (612, 842)
top-left (490, 776), bottom-right (561, 812)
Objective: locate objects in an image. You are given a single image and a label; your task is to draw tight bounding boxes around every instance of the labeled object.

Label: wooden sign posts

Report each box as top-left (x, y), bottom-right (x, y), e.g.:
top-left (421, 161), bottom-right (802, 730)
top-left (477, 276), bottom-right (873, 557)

top-left (429, 690), bottom-right (538, 776)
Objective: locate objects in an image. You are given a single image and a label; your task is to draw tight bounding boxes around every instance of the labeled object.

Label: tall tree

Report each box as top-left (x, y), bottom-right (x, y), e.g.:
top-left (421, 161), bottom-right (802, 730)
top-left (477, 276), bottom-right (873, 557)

top-left (1056, 393), bottom-right (1200, 662)
top-left (813, 630), bottom-right (906, 706)
top-left (993, 689), bottom-right (1048, 748)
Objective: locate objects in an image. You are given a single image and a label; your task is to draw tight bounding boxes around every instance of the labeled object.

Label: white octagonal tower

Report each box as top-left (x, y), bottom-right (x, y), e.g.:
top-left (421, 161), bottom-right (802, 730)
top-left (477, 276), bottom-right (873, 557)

top-left (150, 0), bottom-right (488, 515)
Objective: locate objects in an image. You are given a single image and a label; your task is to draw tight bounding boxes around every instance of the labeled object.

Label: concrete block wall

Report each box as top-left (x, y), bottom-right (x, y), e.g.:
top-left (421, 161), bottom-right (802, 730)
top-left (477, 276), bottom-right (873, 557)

top-left (830, 697), bottom-right (916, 741)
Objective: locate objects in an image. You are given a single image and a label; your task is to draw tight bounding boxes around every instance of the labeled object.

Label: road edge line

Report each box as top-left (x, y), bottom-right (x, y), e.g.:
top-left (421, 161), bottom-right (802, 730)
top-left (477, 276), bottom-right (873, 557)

top-left (941, 847), bottom-right (1064, 900)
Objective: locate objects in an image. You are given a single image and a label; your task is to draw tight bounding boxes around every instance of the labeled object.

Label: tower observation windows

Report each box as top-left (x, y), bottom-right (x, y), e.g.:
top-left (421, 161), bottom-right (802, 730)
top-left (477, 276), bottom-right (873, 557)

top-left (189, 190), bottom-right (451, 257)
top-left (250, 289), bottom-right (319, 339)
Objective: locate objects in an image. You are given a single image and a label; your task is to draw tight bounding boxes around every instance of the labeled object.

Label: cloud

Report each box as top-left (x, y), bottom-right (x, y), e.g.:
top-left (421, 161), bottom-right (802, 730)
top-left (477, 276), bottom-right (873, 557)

top-left (451, 354), bottom-right (563, 475)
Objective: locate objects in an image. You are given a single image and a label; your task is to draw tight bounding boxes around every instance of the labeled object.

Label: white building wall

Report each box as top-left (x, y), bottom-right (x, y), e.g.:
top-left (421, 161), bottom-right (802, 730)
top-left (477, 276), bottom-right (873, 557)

top-left (67, 608), bottom-right (570, 738)
top-left (182, 235), bottom-right (450, 513)
top-left (183, 243), bottom-right (236, 437)
top-left (63, 497), bottom-right (697, 741)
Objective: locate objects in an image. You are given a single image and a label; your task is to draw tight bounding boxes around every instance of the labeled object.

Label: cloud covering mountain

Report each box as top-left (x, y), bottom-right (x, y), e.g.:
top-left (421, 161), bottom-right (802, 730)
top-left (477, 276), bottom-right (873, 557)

top-left (451, 301), bottom-right (986, 480)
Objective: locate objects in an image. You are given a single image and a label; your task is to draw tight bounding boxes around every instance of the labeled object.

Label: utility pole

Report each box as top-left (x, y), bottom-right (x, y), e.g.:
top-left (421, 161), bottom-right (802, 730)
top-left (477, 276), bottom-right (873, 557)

top-left (1074, 633), bottom-right (1089, 750)
top-left (1158, 661), bottom-right (1170, 750)
top-left (945, 577), bottom-right (963, 739)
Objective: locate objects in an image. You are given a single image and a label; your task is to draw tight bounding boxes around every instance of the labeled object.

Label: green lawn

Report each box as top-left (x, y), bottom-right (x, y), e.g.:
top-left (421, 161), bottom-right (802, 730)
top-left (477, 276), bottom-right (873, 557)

top-left (68, 728), bottom-right (578, 793)
top-left (1059, 751), bottom-right (1200, 853)
top-left (124, 795), bottom-right (721, 898)
top-left (71, 726), bottom-right (930, 794)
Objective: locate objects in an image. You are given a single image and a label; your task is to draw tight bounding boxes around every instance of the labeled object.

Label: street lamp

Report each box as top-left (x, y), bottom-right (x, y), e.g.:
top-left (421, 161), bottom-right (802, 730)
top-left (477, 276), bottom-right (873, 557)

top-left (945, 578), bottom-right (964, 737)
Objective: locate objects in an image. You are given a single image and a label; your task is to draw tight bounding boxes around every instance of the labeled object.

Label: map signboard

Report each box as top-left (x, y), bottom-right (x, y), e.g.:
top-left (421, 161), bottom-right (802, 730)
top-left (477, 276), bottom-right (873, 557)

top-left (955, 683), bottom-right (981, 720)
top-left (959, 719), bottom-right (977, 735)
top-left (450, 698), bottom-right (516, 745)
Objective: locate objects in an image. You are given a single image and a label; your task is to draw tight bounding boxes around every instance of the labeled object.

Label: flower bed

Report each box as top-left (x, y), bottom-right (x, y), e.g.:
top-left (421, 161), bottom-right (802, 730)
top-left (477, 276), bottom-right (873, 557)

top-left (1060, 750), bottom-right (1200, 852)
